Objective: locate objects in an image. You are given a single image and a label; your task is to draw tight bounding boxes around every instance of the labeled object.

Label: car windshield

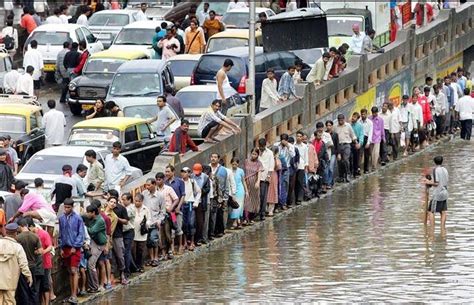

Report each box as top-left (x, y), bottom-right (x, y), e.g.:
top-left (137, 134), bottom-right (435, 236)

top-left (222, 12), bottom-right (257, 28)
top-left (207, 37), bottom-right (247, 53)
top-left (168, 60), bottom-right (197, 77)
top-left (0, 115), bottom-right (26, 134)
top-left (22, 155), bottom-right (82, 175)
top-left (290, 48), bottom-right (324, 65)
top-left (89, 13), bottom-right (130, 26)
top-left (109, 73), bottom-right (161, 97)
top-left (114, 28), bottom-right (154, 45)
top-left (327, 17), bottom-right (363, 37)
top-left (123, 105), bottom-right (157, 119)
top-left (197, 1), bottom-right (228, 16)
top-left (84, 58), bottom-right (126, 74)
top-left (176, 91), bottom-right (217, 108)
top-left (68, 128), bottom-right (120, 147)
top-left (29, 31), bottom-right (71, 45)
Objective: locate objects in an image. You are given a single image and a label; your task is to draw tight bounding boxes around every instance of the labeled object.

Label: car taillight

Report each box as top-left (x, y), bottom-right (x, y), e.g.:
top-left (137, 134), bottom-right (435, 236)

top-left (190, 72), bottom-right (195, 85)
top-left (238, 75), bottom-right (246, 94)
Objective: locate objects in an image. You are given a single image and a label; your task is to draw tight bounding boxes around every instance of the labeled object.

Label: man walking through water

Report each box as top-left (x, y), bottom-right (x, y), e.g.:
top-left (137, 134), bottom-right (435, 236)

top-left (424, 156), bottom-right (449, 228)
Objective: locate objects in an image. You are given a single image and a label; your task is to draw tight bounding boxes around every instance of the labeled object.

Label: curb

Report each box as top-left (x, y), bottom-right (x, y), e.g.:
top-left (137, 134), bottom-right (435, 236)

top-left (77, 135), bottom-right (457, 304)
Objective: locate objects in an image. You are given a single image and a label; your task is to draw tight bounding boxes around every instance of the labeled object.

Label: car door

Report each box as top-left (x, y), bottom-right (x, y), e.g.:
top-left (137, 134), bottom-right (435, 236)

top-left (137, 123), bottom-right (163, 172)
top-left (28, 111), bottom-right (45, 157)
top-left (75, 28), bottom-right (85, 44)
top-left (122, 125), bottom-right (141, 170)
top-left (81, 27), bottom-right (104, 54)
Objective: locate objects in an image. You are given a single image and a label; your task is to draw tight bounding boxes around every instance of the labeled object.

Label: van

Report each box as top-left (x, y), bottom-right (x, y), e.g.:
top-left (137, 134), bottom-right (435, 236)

top-left (192, 47), bottom-right (309, 102)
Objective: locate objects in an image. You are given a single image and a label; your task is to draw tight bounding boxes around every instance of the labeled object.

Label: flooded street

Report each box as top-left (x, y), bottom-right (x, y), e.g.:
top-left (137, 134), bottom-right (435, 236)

top-left (95, 140), bottom-right (474, 303)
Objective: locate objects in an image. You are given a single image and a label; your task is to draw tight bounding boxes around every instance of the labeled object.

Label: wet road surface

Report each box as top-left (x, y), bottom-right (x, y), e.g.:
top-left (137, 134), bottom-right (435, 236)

top-left (91, 139), bottom-right (474, 303)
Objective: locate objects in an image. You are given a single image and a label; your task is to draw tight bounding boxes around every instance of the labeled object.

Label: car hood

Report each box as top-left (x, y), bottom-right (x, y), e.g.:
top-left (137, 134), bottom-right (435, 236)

top-left (72, 74), bottom-right (115, 87)
top-left (109, 45), bottom-right (153, 57)
top-left (106, 95), bottom-right (156, 106)
top-left (16, 172), bottom-right (59, 190)
top-left (184, 107), bottom-right (208, 118)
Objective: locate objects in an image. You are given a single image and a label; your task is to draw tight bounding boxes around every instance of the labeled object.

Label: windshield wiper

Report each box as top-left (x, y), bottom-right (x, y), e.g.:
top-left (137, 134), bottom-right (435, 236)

top-left (330, 33), bottom-right (351, 37)
top-left (142, 91), bottom-right (161, 96)
top-left (112, 93), bottom-right (140, 97)
top-left (116, 42), bottom-right (139, 45)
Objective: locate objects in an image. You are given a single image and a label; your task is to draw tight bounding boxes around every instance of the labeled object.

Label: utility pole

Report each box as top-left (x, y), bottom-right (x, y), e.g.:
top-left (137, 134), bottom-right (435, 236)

top-left (248, 1), bottom-right (256, 116)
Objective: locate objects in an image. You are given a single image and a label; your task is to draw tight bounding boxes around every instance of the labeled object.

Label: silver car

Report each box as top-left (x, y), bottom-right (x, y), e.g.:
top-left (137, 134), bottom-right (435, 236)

top-left (89, 10), bottom-right (138, 49)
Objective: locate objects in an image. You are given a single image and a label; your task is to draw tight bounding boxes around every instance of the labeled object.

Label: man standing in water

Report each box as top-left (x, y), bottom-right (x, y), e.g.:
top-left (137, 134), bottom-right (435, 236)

top-left (424, 156), bottom-right (449, 228)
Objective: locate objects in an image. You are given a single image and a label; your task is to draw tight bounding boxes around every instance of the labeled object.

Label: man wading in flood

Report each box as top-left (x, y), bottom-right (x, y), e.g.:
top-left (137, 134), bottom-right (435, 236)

top-left (424, 156), bottom-right (449, 228)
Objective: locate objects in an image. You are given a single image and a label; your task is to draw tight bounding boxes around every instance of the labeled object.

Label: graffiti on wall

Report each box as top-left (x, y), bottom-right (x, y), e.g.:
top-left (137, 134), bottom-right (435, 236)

top-left (436, 52), bottom-right (463, 79)
top-left (375, 68), bottom-right (412, 108)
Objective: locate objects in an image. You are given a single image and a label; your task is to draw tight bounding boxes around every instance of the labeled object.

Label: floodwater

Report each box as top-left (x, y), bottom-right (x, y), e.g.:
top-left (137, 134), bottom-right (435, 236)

top-left (94, 140), bottom-right (474, 303)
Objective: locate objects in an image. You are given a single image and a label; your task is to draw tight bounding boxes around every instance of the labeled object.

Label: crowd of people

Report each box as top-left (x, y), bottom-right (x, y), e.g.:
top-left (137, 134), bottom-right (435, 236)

top-left (0, 65), bottom-right (472, 304)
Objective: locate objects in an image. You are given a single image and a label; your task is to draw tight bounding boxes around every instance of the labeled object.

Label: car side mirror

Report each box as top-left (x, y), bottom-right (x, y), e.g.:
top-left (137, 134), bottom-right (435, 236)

top-left (149, 132), bottom-right (156, 139)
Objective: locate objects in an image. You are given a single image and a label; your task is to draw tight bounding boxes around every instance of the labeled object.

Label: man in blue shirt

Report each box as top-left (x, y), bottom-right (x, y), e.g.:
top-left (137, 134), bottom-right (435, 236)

top-left (278, 66), bottom-right (302, 101)
top-left (58, 198), bottom-right (85, 304)
top-left (165, 164), bottom-right (185, 254)
top-left (351, 112), bottom-right (365, 177)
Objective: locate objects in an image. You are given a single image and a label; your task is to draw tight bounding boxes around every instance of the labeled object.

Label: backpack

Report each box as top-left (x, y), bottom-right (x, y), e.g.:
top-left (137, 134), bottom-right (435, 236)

top-left (3, 28), bottom-right (14, 50)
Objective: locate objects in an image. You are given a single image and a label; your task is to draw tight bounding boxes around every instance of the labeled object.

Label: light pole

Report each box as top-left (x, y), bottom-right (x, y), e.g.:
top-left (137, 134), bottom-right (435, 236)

top-left (248, 1), bottom-right (256, 116)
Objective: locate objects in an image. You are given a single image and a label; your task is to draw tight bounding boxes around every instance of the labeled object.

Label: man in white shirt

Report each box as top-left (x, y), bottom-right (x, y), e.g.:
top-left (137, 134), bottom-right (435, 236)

top-left (104, 142), bottom-right (133, 193)
top-left (2, 17), bottom-right (18, 58)
top-left (389, 102), bottom-right (401, 160)
top-left (43, 100), bottom-right (66, 147)
top-left (45, 8), bottom-right (62, 24)
top-left (433, 84), bottom-right (447, 138)
top-left (59, 5), bottom-right (69, 24)
top-left (76, 6), bottom-right (91, 27)
top-left (349, 23), bottom-right (366, 54)
top-left (135, 3), bottom-right (148, 21)
top-left (260, 68), bottom-right (282, 112)
top-left (334, 114), bottom-right (358, 182)
top-left (455, 88), bottom-right (474, 140)
top-left (3, 68), bottom-right (20, 94)
top-left (146, 95), bottom-right (177, 141)
top-left (15, 66), bottom-right (34, 96)
top-left (294, 131), bottom-right (309, 203)
top-left (22, 40), bottom-right (43, 97)
top-left (407, 94), bottom-right (424, 151)
top-left (227, 0), bottom-right (246, 12)
top-left (379, 102), bottom-right (392, 164)
top-left (258, 138), bottom-right (275, 220)
top-left (197, 2), bottom-right (210, 24)
top-left (399, 95), bottom-right (410, 156)
top-left (359, 108), bottom-right (373, 173)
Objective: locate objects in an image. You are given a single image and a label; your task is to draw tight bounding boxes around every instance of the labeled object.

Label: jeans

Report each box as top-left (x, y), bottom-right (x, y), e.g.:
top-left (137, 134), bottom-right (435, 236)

top-left (60, 77), bottom-right (70, 102)
top-left (122, 230), bottom-right (136, 274)
top-left (460, 119), bottom-right (472, 140)
top-left (350, 142), bottom-right (360, 176)
top-left (380, 130), bottom-right (390, 162)
top-left (295, 169), bottom-right (306, 202)
top-left (362, 136), bottom-right (371, 173)
top-left (87, 240), bottom-right (104, 291)
top-left (259, 181), bottom-right (269, 218)
top-left (324, 154), bottom-right (336, 186)
top-left (195, 196), bottom-right (210, 242)
top-left (279, 169), bottom-right (289, 207)
top-left (337, 143), bottom-right (351, 179)
top-left (112, 237), bottom-right (125, 274)
top-left (215, 201), bottom-right (228, 234)
top-left (435, 114), bottom-right (445, 136)
top-left (182, 202), bottom-right (196, 237)
top-left (390, 132), bottom-right (400, 160)
top-left (208, 199), bottom-right (218, 237)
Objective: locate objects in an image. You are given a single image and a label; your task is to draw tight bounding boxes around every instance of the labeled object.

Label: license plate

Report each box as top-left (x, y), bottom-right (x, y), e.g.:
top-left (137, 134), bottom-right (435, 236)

top-left (43, 64), bottom-right (56, 72)
top-left (81, 104), bottom-right (94, 110)
top-left (96, 33), bottom-right (110, 40)
top-left (187, 117), bottom-right (200, 123)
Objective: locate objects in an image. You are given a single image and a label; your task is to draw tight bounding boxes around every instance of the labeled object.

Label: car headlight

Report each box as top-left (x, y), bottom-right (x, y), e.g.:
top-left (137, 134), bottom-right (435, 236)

top-left (68, 82), bottom-right (77, 91)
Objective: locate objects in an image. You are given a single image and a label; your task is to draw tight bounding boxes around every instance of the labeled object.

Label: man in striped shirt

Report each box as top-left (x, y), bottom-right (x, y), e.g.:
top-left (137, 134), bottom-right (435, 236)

top-left (197, 100), bottom-right (241, 143)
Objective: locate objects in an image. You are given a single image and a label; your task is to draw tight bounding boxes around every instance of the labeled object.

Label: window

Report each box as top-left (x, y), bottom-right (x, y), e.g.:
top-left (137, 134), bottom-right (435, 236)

top-left (30, 113), bottom-right (38, 129)
top-left (265, 53), bottom-right (283, 71)
top-left (29, 31), bottom-right (71, 45)
top-left (82, 28), bottom-right (97, 44)
top-left (75, 29), bottom-right (85, 43)
top-left (255, 54), bottom-right (266, 73)
top-left (137, 124), bottom-right (151, 139)
top-left (124, 126), bottom-right (138, 143)
top-left (280, 52), bottom-right (297, 69)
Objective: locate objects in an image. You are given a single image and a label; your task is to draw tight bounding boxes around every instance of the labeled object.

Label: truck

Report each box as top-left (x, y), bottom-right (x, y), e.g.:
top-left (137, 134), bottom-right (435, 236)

top-left (309, 1), bottom-right (391, 49)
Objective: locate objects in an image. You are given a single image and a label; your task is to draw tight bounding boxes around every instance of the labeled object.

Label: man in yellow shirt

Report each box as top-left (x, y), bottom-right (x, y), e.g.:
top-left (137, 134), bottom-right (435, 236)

top-left (185, 20), bottom-right (206, 54)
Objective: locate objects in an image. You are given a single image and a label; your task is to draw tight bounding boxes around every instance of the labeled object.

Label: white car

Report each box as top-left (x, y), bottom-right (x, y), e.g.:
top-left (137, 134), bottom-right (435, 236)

top-left (126, 0), bottom-right (174, 21)
top-left (166, 54), bottom-right (202, 91)
top-left (25, 24), bottom-right (104, 74)
top-left (109, 20), bottom-right (173, 58)
top-left (222, 7), bottom-right (275, 29)
top-left (16, 146), bottom-right (142, 191)
top-left (89, 9), bottom-right (139, 48)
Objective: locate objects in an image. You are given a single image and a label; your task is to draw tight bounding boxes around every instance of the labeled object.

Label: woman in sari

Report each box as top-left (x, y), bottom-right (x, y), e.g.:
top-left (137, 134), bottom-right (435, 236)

top-left (229, 158), bottom-right (247, 229)
top-left (243, 148), bottom-right (264, 225)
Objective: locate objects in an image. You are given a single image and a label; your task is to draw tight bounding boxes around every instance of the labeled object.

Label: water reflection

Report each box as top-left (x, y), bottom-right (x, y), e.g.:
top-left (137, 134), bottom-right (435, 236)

top-left (94, 140), bottom-right (474, 303)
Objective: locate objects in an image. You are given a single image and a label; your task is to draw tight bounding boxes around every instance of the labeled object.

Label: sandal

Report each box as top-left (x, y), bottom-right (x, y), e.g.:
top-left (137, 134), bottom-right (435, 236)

top-left (167, 251), bottom-right (174, 260)
top-left (204, 139), bottom-right (217, 144)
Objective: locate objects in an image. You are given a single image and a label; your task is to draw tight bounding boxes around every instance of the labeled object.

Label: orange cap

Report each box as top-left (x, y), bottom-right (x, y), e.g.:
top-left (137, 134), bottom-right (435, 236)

top-left (193, 163), bottom-right (203, 175)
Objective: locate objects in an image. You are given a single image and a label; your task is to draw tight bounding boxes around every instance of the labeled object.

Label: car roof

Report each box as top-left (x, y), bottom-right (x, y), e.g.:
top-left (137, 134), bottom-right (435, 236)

top-left (228, 7), bottom-right (271, 13)
top-left (177, 85), bottom-right (220, 93)
top-left (123, 20), bottom-right (172, 29)
top-left (209, 29), bottom-right (262, 39)
top-left (72, 117), bottom-right (148, 130)
top-left (116, 59), bottom-right (167, 73)
top-left (0, 104), bottom-right (42, 116)
top-left (204, 46), bottom-right (263, 57)
top-left (90, 49), bottom-right (148, 60)
top-left (31, 23), bottom-right (84, 32)
top-left (32, 145), bottom-right (108, 157)
top-left (167, 54), bottom-right (202, 61)
top-left (91, 9), bottom-right (135, 16)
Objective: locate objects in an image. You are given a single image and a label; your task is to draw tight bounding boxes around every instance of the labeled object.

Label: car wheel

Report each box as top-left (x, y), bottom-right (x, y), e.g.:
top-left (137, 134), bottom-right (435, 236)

top-left (69, 103), bottom-right (82, 116)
